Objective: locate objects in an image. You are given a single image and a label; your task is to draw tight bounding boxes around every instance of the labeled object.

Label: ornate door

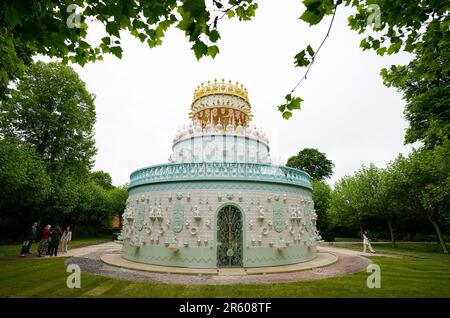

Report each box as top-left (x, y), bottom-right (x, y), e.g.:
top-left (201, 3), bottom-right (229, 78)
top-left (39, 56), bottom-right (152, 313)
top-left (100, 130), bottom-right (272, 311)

top-left (217, 205), bottom-right (243, 267)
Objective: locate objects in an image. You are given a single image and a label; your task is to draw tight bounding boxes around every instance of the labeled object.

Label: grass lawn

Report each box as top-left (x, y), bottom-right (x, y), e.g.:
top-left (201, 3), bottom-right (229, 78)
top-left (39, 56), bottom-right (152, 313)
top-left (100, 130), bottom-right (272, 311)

top-left (0, 242), bottom-right (449, 297)
top-left (0, 235), bottom-right (112, 258)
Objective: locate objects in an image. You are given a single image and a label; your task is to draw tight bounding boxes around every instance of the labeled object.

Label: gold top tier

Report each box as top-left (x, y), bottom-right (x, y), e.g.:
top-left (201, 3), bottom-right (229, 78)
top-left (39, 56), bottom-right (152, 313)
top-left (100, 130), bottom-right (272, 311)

top-left (190, 79), bottom-right (252, 129)
top-left (192, 78), bottom-right (249, 103)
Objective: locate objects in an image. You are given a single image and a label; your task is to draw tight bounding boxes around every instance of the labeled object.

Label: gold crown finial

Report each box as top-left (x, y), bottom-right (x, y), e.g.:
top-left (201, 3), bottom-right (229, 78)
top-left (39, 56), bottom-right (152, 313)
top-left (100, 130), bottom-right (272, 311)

top-left (192, 79), bottom-right (249, 104)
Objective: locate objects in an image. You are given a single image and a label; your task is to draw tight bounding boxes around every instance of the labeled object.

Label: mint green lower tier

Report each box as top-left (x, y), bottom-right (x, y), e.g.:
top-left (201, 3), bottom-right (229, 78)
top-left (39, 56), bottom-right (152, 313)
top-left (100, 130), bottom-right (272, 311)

top-left (121, 163), bottom-right (319, 269)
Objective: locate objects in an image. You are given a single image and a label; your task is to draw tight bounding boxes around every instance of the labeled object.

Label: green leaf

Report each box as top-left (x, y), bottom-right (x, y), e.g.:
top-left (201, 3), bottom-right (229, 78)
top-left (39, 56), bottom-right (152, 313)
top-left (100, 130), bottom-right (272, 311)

top-left (294, 50), bottom-right (310, 67)
top-left (285, 94), bottom-right (292, 101)
top-left (192, 40), bottom-right (208, 59)
top-left (306, 45), bottom-right (315, 57)
top-left (376, 47), bottom-right (387, 56)
top-left (278, 104), bottom-right (286, 112)
top-left (4, 6), bottom-right (22, 27)
top-left (109, 46), bottom-right (123, 58)
top-left (282, 111), bottom-right (293, 120)
top-left (106, 22), bottom-right (120, 38)
top-left (209, 30), bottom-right (221, 42)
top-left (227, 10), bottom-right (235, 18)
top-left (182, 0), bottom-right (208, 19)
top-left (287, 96), bottom-right (303, 111)
top-left (101, 37), bottom-right (111, 45)
top-left (299, 2), bottom-right (326, 26)
top-left (207, 45), bottom-right (219, 58)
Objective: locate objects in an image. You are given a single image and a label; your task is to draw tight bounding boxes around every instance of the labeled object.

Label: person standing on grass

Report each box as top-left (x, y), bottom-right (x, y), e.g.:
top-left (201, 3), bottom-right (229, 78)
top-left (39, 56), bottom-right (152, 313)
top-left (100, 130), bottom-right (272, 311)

top-left (60, 226), bottom-right (72, 253)
top-left (362, 231), bottom-right (376, 253)
top-left (20, 222), bottom-right (38, 257)
top-left (49, 225), bottom-right (62, 256)
top-left (38, 225), bottom-right (51, 257)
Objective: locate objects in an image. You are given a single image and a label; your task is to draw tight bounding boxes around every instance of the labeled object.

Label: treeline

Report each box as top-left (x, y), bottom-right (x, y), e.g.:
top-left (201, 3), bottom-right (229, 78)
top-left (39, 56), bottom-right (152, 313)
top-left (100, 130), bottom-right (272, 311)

top-left (0, 62), bottom-right (127, 243)
top-left (328, 144), bottom-right (449, 253)
top-left (288, 147), bottom-right (449, 253)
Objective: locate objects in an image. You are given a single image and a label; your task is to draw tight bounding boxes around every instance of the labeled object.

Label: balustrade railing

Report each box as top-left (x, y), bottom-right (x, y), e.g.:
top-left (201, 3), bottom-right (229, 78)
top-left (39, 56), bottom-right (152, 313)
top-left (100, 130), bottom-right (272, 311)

top-left (129, 163), bottom-right (311, 189)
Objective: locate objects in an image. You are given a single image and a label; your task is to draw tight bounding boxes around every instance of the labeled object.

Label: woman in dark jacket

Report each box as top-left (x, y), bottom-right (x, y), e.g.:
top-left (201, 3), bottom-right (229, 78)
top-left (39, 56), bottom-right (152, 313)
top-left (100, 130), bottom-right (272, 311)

top-left (20, 222), bottom-right (38, 256)
top-left (49, 225), bottom-right (62, 256)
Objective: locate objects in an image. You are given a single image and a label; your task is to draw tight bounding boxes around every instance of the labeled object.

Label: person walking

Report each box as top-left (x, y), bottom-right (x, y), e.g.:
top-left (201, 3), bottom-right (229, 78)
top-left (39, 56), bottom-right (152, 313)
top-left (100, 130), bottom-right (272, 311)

top-left (49, 225), bottom-right (62, 256)
top-left (362, 231), bottom-right (376, 253)
top-left (38, 225), bottom-right (51, 257)
top-left (20, 222), bottom-right (38, 257)
top-left (60, 226), bottom-right (72, 253)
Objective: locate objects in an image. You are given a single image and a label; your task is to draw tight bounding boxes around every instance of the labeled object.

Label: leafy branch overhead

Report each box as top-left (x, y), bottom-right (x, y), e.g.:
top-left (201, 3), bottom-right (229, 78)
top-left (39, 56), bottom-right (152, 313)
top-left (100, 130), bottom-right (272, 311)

top-left (0, 0), bottom-right (258, 99)
top-left (278, 0), bottom-right (449, 120)
top-left (1, 0), bottom-right (448, 134)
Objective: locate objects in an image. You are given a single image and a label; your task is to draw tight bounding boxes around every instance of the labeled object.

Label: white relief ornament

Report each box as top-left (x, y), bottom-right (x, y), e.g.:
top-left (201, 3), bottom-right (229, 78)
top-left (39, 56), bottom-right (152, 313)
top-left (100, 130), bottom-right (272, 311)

top-left (291, 207), bottom-right (297, 219)
top-left (148, 206), bottom-right (155, 217)
top-left (192, 205), bottom-right (200, 217)
top-left (193, 205), bottom-right (202, 221)
top-left (257, 205), bottom-right (265, 220)
top-left (190, 227), bottom-right (198, 236)
top-left (155, 204), bottom-right (163, 220)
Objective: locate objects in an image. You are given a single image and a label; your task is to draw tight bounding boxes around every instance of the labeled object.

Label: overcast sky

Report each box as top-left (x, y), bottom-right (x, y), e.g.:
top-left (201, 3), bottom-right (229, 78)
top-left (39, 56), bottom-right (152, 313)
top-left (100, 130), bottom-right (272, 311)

top-left (41, 1), bottom-right (417, 186)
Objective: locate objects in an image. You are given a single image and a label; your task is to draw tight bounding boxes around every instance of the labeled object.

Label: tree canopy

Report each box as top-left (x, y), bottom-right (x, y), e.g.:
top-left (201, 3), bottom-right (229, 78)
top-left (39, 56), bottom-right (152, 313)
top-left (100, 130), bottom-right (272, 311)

top-left (0, 61), bottom-right (97, 173)
top-left (329, 145), bottom-right (449, 253)
top-left (286, 148), bottom-right (334, 181)
top-left (0, 61), bottom-right (127, 242)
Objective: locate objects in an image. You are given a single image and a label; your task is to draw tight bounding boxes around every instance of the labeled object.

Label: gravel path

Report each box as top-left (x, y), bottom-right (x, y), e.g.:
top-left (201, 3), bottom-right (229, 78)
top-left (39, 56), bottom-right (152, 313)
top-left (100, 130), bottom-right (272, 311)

top-left (64, 243), bottom-right (375, 285)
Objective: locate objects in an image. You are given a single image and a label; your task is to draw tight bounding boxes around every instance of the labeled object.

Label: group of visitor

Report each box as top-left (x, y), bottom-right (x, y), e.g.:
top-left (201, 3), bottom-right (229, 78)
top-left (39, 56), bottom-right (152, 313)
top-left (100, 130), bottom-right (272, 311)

top-left (20, 222), bottom-right (72, 257)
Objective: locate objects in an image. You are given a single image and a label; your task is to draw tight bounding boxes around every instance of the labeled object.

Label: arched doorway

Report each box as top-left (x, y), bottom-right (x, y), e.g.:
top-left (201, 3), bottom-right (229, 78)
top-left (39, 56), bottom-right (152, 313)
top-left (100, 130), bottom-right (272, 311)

top-left (217, 205), bottom-right (243, 267)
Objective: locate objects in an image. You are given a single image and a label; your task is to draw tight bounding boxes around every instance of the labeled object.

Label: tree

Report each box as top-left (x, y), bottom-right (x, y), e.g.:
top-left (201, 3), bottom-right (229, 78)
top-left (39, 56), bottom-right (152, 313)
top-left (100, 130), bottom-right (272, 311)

top-left (0, 137), bottom-right (51, 242)
top-left (385, 147), bottom-right (449, 253)
top-left (286, 148), bottom-right (334, 181)
top-left (354, 164), bottom-right (404, 247)
top-left (91, 171), bottom-right (114, 190)
top-left (0, 61), bottom-right (97, 173)
top-left (381, 37), bottom-right (450, 149)
top-left (329, 175), bottom-right (365, 233)
top-left (0, 0), bottom-right (258, 99)
top-left (311, 180), bottom-right (334, 241)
